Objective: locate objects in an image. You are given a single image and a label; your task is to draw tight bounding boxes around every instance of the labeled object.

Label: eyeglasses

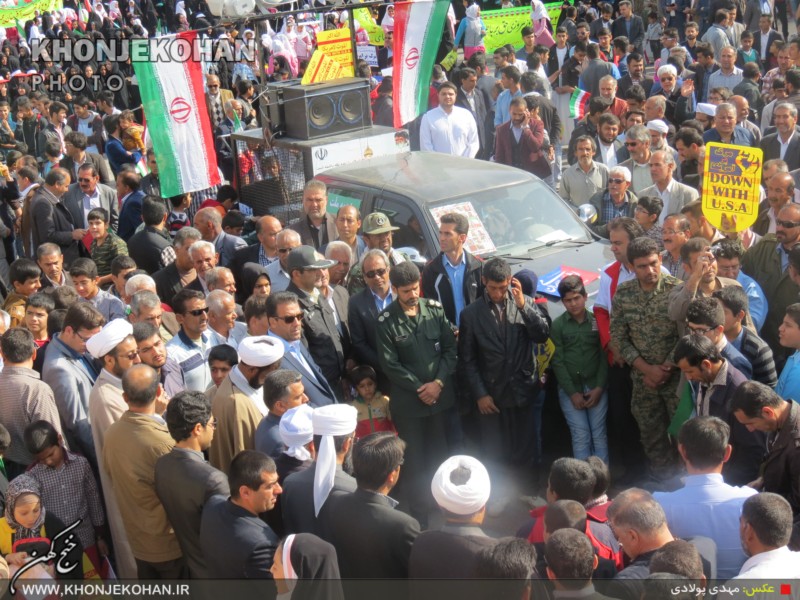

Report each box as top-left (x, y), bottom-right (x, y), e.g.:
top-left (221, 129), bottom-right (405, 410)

top-left (186, 307), bottom-right (209, 316)
top-left (625, 141), bottom-right (638, 147)
top-left (208, 85), bottom-right (219, 88)
top-left (662, 229), bottom-right (685, 235)
top-left (777, 219), bottom-right (800, 228)
top-left (273, 313), bottom-right (304, 324)
top-left (686, 323), bottom-right (713, 334)
top-left (365, 268), bottom-right (388, 279)
top-left (74, 329), bottom-right (95, 342)
top-left (118, 350), bottom-right (139, 360)
top-left (206, 420), bottom-right (217, 430)
top-left (608, 178), bottom-right (627, 184)
top-left (77, 177), bottom-right (93, 183)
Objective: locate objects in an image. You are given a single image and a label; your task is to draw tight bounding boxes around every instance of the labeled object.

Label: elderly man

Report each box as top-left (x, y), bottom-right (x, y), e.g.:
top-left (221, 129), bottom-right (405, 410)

top-left (754, 172), bottom-right (796, 236)
top-left (62, 162), bottom-right (119, 233)
top-left (186, 240), bottom-right (217, 295)
top-left (347, 212), bottom-right (411, 295)
top-left (639, 150), bottom-right (699, 224)
top-left (348, 249), bottom-right (393, 375)
top-left (209, 336), bottom-right (284, 474)
top-left (194, 207), bottom-right (246, 268)
top-left (589, 166), bottom-right (638, 238)
top-left (206, 289), bottom-right (248, 350)
top-left (36, 243), bottom-right (72, 289)
top-left (266, 229), bottom-right (302, 293)
top-left (324, 241), bottom-right (352, 287)
top-left (333, 205), bottom-right (366, 267)
top-left (214, 99), bottom-right (244, 182)
top-left (730, 95), bottom-right (761, 144)
top-left (560, 136), bottom-right (609, 208)
top-left (619, 125), bottom-right (655, 195)
top-left (760, 103), bottom-right (800, 171)
top-left (205, 73), bottom-right (233, 129)
top-left (598, 75), bottom-right (628, 121)
top-left (153, 227), bottom-right (202, 309)
top-left (703, 102), bottom-right (756, 145)
top-left (86, 318), bottom-right (144, 579)
top-left (30, 168), bottom-right (83, 268)
top-left (290, 180), bottom-right (338, 251)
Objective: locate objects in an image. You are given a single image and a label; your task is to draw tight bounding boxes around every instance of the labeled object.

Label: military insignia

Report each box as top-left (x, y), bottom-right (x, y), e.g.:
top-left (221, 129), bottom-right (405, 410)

top-left (378, 315), bottom-right (385, 322)
top-left (376, 215), bottom-right (387, 226)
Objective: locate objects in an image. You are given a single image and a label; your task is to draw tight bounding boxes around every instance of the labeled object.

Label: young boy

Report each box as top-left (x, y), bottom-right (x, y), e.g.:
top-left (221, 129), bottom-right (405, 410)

top-left (41, 140), bottom-right (62, 177)
top-left (736, 31), bottom-right (761, 70)
top-left (25, 292), bottom-right (55, 374)
top-left (88, 207), bottom-right (128, 287)
top-left (25, 420), bottom-right (109, 568)
top-left (110, 255), bottom-right (137, 301)
top-left (222, 210), bottom-right (246, 238)
top-left (207, 343), bottom-right (238, 399)
top-left (550, 275), bottom-right (608, 463)
top-left (349, 365), bottom-right (394, 439)
top-left (3, 258), bottom-right (42, 328)
top-left (68, 258), bottom-right (127, 321)
top-left (633, 195), bottom-right (665, 251)
top-left (645, 12), bottom-right (664, 65)
top-left (167, 193), bottom-right (191, 238)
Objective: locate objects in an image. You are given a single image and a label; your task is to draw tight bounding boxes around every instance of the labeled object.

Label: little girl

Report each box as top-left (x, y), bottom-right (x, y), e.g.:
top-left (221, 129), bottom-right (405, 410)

top-left (349, 366), bottom-right (395, 439)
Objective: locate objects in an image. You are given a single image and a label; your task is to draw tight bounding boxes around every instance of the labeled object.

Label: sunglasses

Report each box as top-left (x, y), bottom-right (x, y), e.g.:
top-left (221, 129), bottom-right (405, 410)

top-left (208, 85), bottom-right (219, 88)
top-left (118, 350), bottom-right (140, 360)
top-left (186, 307), bottom-right (209, 316)
top-left (278, 247), bottom-right (293, 254)
top-left (777, 219), bottom-right (800, 228)
top-left (77, 177), bottom-right (93, 183)
top-left (273, 313), bottom-right (304, 324)
top-left (365, 268), bottom-right (388, 279)
top-left (625, 141), bottom-right (638, 147)
top-left (608, 178), bottom-right (627, 184)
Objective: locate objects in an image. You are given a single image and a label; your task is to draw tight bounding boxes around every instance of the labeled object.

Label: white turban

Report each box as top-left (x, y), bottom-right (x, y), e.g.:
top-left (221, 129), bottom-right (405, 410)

top-left (431, 455), bottom-right (491, 515)
top-left (280, 404), bottom-right (314, 462)
top-left (646, 119), bottom-right (669, 134)
top-left (86, 319), bottom-right (133, 359)
top-left (238, 336), bottom-right (284, 367)
top-left (312, 404), bottom-right (357, 516)
top-left (696, 103), bottom-right (717, 117)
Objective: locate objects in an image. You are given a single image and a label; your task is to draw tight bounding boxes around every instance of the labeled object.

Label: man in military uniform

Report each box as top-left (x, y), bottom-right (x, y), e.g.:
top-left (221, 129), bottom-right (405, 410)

top-left (377, 261), bottom-right (456, 527)
top-left (610, 237), bottom-right (682, 481)
top-left (348, 212), bottom-right (410, 296)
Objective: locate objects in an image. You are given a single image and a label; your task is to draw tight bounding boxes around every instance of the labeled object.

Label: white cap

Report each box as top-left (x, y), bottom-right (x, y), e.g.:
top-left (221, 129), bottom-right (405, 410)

top-left (237, 336), bottom-right (284, 368)
top-left (86, 319), bottom-right (132, 359)
top-left (280, 404), bottom-right (314, 462)
top-left (431, 455), bottom-right (491, 515)
top-left (312, 404), bottom-right (357, 516)
top-left (646, 119), bottom-right (669, 134)
top-left (696, 103), bottom-right (717, 117)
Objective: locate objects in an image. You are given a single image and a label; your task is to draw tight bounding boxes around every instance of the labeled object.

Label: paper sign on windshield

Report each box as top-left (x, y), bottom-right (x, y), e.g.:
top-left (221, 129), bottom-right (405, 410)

top-left (430, 202), bottom-right (496, 256)
top-left (701, 142), bottom-right (762, 233)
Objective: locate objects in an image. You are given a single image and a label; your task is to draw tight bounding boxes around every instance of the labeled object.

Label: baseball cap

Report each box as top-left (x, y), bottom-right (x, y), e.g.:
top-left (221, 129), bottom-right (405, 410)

top-left (362, 212), bottom-right (400, 235)
top-left (287, 245), bottom-right (336, 271)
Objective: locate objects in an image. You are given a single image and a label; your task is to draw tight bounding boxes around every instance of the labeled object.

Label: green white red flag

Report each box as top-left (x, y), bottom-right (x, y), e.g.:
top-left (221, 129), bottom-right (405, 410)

top-left (569, 89), bottom-right (590, 120)
top-left (131, 31), bottom-right (220, 197)
top-left (392, 0), bottom-right (451, 127)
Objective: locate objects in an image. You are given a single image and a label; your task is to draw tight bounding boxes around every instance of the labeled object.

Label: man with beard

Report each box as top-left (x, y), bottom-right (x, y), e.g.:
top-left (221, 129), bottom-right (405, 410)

top-left (493, 97), bottom-right (550, 178)
top-left (209, 336), bottom-right (285, 474)
top-left (132, 321), bottom-right (185, 400)
top-left (86, 318), bottom-right (146, 579)
top-left (594, 113), bottom-right (623, 168)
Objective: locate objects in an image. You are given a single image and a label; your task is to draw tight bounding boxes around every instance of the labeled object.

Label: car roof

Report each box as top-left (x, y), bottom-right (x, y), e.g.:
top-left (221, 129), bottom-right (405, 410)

top-left (318, 151), bottom-right (535, 204)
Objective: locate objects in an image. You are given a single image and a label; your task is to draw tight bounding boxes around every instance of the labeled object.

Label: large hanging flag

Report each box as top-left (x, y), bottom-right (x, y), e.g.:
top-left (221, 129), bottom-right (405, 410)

top-left (392, 0), bottom-right (451, 128)
top-left (569, 88), bottom-right (590, 120)
top-left (131, 31), bottom-right (220, 197)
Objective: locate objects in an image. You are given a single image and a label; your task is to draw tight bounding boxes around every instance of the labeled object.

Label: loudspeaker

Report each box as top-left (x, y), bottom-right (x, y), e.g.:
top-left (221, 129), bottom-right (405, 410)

top-left (260, 79), bottom-right (301, 134)
top-left (282, 78), bottom-right (372, 140)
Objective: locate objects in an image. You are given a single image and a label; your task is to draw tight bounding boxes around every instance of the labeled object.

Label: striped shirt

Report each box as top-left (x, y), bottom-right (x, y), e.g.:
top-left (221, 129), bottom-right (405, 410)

top-left (731, 326), bottom-right (778, 388)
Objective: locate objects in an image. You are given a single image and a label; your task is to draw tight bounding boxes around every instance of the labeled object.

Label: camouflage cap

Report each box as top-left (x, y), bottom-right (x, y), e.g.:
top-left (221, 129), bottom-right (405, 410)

top-left (363, 212), bottom-right (400, 235)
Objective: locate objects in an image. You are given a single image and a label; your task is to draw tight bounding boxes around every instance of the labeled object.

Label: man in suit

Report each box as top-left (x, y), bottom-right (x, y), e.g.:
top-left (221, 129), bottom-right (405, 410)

top-left (686, 44), bottom-right (720, 104)
top-left (153, 227), bottom-right (201, 310)
top-left (493, 96), bottom-right (550, 179)
top-left (456, 67), bottom-right (489, 160)
top-left (617, 53), bottom-right (654, 98)
top-left (214, 100), bottom-right (243, 184)
top-left (349, 249), bottom-right (393, 375)
top-left (377, 30), bottom-right (394, 69)
top-left (61, 131), bottom-right (113, 185)
top-left (209, 336), bottom-right (285, 474)
top-left (290, 179), bottom-right (338, 251)
top-left (155, 391), bottom-right (230, 579)
top-left (200, 450), bottom-right (281, 578)
top-left (30, 168), bottom-right (84, 271)
top-left (753, 15), bottom-right (783, 67)
top-left (322, 432), bottom-right (420, 581)
top-left (116, 171), bottom-right (146, 242)
top-left (37, 243), bottom-right (73, 289)
top-left (639, 150), bottom-right (700, 224)
top-left (611, 0), bottom-right (645, 54)
top-left (205, 74), bottom-right (234, 131)
top-left (760, 103), bottom-right (800, 170)
top-left (267, 291), bottom-right (337, 407)
top-left (62, 163), bottom-right (119, 235)
top-left (194, 207), bottom-right (247, 268)
top-left (282, 404), bottom-right (357, 536)
top-left (230, 215), bottom-right (282, 302)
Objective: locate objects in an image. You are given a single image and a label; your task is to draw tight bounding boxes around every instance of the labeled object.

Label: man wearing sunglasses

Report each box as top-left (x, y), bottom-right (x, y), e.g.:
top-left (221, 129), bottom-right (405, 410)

top-left (204, 74), bottom-right (233, 130)
top-left (742, 203), bottom-right (800, 371)
top-left (266, 229), bottom-right (302, 294)
top-left (166, 289), bottom-right (212, 393)
top-left (62, 163), bottom-right (119, 235)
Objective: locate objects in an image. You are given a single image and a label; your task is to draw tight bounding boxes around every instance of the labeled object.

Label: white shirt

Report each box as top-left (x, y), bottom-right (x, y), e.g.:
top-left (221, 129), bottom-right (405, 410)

top-left (760, 31), bottom-right (770, 60)
top-left (419, 105), bottom-right (480, 158)
top-left (732, 546), bottom-right (800, 579)
top-left (598, 141), bottom-right (618, 168)
top-left (82, 187), bottom-right (102, 227)
top-left (655, 178), bottom-right (677, 225)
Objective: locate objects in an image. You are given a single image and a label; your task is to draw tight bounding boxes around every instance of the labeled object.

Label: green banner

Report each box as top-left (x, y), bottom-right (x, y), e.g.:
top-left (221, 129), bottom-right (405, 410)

top-left (482, 3), bottom-right (562, 53)
top-left (354, 6), bottom-right (385, 46)
top-left (0, 0), bottom-right (61, 29)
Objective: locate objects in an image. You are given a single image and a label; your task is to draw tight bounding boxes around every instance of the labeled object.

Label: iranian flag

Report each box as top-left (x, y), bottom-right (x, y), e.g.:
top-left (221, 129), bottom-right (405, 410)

top-left (569, 89), bottom-right (590, 120)
top-left (392, 0), bottom-right (451, 128)
top-left (132, 31), bottom-right (220, 197)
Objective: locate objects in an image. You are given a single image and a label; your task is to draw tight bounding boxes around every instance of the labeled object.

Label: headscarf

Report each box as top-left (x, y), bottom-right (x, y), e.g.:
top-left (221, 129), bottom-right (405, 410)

top-left (5, 475), bottom-right (46, 543)
top-left (381, 4), bottom-right (394, 29)
top-left (466, 4), bottom-right (480, 19)
top-left (531, 0), bottom-right (549, 21)
top-left (242, 262), bottom-right (270, 300)
top-left (284, 534), bottom-right (344, 600)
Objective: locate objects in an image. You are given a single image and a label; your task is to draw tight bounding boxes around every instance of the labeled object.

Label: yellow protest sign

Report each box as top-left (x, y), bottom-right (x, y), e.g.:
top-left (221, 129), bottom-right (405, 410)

top-left (315, 29), bottom-right (355, 77)
top-left (701, 142), bottom-right (763, 233)
top-left (354, 7), bottom-right (385, 46)
top-left (301, 52), bottom-right (345, 84)
top-left (482, 3), bottom-right (561, 52)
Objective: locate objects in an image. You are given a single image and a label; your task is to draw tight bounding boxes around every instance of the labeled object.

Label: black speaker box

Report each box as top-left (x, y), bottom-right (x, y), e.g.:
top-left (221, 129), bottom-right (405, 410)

top-left (282, 77), bottom-right (372, 140)
top-left (260, 78), bottom-right (301, 133)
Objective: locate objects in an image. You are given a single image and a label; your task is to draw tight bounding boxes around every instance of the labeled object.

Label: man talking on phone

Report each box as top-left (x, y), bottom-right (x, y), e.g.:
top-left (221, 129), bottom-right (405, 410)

top-left (457, 257), bottom-right (550, 513)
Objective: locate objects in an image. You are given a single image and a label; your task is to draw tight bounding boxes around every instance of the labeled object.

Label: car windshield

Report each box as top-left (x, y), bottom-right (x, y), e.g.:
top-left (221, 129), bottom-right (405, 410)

top-left (427, 179), bottom-right (592, 257)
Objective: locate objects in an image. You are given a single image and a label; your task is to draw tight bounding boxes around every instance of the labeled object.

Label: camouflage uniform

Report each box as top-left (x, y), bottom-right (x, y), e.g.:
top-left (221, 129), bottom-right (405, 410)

top-left (610, 273), bottom-right (682, 476)
top-left (2, 292), bottom-right (27, 328)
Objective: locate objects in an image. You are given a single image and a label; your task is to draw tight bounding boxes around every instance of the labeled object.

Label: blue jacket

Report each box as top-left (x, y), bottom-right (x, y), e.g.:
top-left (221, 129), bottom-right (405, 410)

top-left (703, 126), bottom-right (755, 146)
top-left (105, 136), bottom-right (142, 176)
top-left (117, 189), bottom-right (146, 241)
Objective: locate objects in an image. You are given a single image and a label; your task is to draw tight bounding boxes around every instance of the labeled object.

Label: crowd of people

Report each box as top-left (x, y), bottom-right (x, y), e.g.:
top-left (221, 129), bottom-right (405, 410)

top-left (0, 0), bottom-right (795, 595)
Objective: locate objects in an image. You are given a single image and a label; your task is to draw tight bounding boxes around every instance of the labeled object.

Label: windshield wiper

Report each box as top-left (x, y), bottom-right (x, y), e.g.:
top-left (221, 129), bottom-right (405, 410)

top-left (526, 238), bottom-right (592, 252)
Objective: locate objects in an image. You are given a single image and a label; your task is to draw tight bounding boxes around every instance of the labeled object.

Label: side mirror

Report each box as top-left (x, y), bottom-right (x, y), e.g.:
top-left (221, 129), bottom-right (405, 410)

top-left (577, 204), bottom-right (598, 225)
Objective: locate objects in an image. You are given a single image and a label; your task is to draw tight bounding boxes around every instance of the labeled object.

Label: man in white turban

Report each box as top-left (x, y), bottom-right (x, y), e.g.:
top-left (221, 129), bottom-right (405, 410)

top-left (281, 403), bottom-right (357, 536)
top-left (408, 455), bottom-right (496, 578)
top-left (209, 335), bottom-right (284, 474)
